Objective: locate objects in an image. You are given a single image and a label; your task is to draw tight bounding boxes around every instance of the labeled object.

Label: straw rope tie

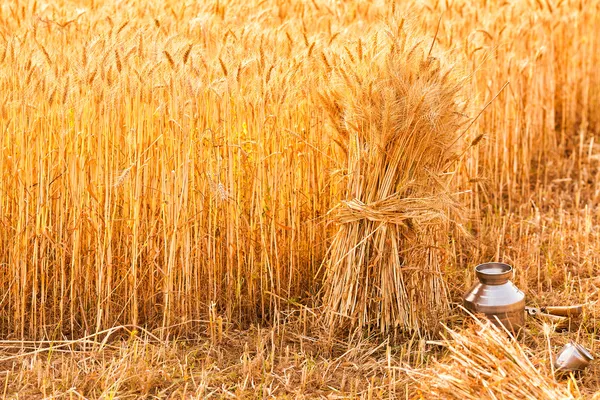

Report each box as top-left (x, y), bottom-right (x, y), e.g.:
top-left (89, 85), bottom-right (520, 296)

top-left (337, 197), bottom-right (445, 226)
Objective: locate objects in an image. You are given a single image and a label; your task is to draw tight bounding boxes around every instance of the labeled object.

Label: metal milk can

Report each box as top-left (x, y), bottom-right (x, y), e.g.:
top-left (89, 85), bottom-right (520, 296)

top-left (463, 262), bottom-right (525, 332)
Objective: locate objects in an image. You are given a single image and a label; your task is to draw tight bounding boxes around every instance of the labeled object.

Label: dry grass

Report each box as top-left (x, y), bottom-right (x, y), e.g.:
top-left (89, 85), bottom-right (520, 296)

top-left (0, 0), bottom-right (600, 397)
top-left (407, 318), bottom-right (577, 399)
top-left (0, 313), bottom-right (417, 399)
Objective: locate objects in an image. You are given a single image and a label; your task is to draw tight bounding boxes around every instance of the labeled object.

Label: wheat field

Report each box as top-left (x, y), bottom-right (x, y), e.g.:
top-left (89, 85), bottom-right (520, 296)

top-left (0, 0), bottom-right (599, 397)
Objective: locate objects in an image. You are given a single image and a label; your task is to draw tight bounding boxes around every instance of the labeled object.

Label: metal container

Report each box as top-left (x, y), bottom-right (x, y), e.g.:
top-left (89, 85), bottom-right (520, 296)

top-left (463, 262), bottom-right (525, 333)
top-left (554, 342), bottom-right (594, 373)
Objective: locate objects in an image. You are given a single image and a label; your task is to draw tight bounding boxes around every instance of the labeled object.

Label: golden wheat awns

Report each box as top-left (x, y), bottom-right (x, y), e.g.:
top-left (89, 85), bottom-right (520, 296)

top-left (0, 0), bottom-right (598, 342)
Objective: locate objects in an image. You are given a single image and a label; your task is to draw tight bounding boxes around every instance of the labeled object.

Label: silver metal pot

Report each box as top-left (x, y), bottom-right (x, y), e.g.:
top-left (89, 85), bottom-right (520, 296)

top-left (463, 262), bottom-right (525, 333)
top-left (554, 342), bottom-right (594, 373)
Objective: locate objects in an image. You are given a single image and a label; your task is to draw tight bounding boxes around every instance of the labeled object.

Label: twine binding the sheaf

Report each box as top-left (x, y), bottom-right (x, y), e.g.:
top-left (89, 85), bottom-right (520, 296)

top-left (335, 193), bottom-right (454, 228)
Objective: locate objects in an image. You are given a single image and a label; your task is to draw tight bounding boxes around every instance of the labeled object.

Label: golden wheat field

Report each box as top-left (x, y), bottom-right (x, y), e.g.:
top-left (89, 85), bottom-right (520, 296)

top-left (0, 0), bottom-right (600, 397)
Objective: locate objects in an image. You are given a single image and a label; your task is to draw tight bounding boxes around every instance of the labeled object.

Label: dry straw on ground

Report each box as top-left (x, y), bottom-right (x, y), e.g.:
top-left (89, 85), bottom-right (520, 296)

top-left (406, 317), bottom-right (577, 399)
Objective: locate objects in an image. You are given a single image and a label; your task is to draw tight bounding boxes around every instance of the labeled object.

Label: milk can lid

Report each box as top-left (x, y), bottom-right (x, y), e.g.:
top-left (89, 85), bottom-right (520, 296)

top-left (475, 262), bottom-right (513, 285)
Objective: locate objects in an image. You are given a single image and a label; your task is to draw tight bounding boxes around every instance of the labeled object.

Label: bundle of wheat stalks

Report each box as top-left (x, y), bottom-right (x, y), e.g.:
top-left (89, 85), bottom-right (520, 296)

top-left (406, 319), bottom-right (576, 399)
top-left (318, 26), bottom-right (468, 334)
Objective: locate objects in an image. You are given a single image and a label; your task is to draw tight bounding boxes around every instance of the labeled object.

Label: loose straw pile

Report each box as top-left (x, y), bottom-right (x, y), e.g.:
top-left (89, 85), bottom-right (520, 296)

top-left (406, 319), bottom-right (576, 399)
